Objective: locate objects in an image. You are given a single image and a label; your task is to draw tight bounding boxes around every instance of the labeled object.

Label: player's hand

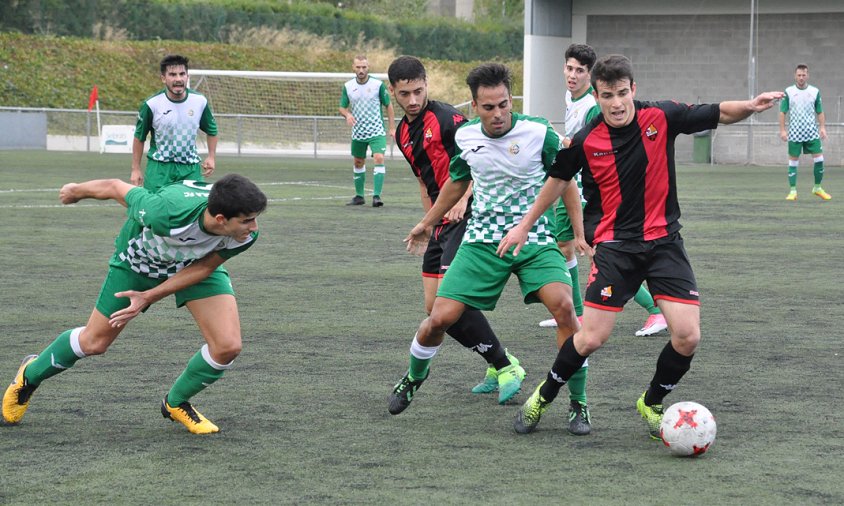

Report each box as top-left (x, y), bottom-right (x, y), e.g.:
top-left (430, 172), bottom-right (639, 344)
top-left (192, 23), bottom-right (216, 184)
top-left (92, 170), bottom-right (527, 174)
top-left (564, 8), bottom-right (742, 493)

top-left (444, 199), bottom-right (468, 223)
top-left (779, 131), bottom-right (788, 142)
top-left (59, 183), bottom-right (82, 204)
top-left (108, 290), bottom-right (152, 328)
top-left (751, 91), bottom-right (785, 113)
top-left (130, 168), bottom-right (144, 187)
top-left (403, 222), bottom-right (432, 256)
top-left (497, 225), bottom-right (529, 258)
top-left (345, 116), bottom-right (356, 127)
top-left (201, 157), bottom-right (215, 177)
top-left (820, 126), bottom-right (828, 141)
top-left (574, 236), bottom-right (594, 259)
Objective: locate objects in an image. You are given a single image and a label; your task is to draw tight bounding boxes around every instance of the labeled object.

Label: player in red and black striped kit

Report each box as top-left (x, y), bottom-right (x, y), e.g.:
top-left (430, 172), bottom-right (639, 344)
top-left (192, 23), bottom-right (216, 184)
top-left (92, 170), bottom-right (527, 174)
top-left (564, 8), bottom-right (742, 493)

top-left (386, 55), bottom-right (525, 415)
top-left (499, 54), bottom-right (783, 437)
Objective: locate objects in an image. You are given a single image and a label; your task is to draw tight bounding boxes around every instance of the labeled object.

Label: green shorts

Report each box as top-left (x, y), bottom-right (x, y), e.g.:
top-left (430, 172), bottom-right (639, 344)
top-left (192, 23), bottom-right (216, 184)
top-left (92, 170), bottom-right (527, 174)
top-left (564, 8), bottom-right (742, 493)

top-left (95, 264), bottom-right (234, 318)
top-left (144, 160), bottom-right (203, 191)
top-left (553, 198), bottom-right (586, 242)
top-left (351, 136), bottom-right (387, 159)
top-left (788, 139), bottom-right (823, 158)
top-left (437, 242), bottom-right (570, 311)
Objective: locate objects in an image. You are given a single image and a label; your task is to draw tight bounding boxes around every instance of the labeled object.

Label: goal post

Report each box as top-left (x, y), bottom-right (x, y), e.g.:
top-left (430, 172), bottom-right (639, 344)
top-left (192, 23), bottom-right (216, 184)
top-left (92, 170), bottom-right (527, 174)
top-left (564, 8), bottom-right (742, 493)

top-left (189, 70), bottom-right (390, 156)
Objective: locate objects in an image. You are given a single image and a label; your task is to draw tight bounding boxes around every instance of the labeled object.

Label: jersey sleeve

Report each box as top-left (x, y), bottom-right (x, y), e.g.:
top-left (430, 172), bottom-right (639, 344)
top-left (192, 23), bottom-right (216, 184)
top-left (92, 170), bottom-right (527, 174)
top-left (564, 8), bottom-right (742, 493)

top-left (440, 108), bottom-right (467, 155)
top-left (339, 86), bottom-right (350, 108)
top-left (584, 104), bottom-right (601, 125)
top-left (815, 90), bottom-right (823, 114)
top-left (134, 102), bottom-right (152, 141)
top-left (379, 82), bottom-right (391, 106)
top-left (124, 186), bottom-right (169, 233)
top-left (199, 102), bottom-right (218, 136)
top-left (541, 120), bottom-right (563, 170)
top-left (549, 144), bottom-right (585, 181)
top-left (779, 92), bottom-right (790, 113)
top-left (216, 232), bottom-right (259, 259)
top-left (449, 146), bottom-right (472, 182)
top-left (659, 101), bottom-right (720, 135)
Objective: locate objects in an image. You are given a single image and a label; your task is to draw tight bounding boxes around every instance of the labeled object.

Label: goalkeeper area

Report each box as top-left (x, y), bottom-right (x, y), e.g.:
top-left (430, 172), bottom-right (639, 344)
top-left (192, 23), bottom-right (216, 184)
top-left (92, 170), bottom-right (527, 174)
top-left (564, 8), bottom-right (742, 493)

top-left (0, 151), bottom-right (841, 503)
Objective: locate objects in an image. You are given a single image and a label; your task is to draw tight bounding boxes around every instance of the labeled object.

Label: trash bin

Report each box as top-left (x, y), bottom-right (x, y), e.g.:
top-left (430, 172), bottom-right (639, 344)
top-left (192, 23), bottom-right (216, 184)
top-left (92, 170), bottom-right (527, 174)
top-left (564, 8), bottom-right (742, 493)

top-left (692, 130), bottom-right (711, 163)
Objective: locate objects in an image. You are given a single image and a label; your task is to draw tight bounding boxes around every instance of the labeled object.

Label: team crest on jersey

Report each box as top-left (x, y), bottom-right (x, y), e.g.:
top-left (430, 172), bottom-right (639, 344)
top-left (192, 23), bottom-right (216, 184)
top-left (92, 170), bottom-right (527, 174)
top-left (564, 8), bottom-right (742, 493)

top-left (453, 114), bottom-right (463, 125)
top-left (645, 123), bottom-right (658, 141)
top-left (425, 127), bottom-right (433, 140)
top-left (509, 142), bottom-right (520, 155)
top-left (600, 285), bottom-right (613, 301)
top-left (188, 109), bottom-right (195, 117)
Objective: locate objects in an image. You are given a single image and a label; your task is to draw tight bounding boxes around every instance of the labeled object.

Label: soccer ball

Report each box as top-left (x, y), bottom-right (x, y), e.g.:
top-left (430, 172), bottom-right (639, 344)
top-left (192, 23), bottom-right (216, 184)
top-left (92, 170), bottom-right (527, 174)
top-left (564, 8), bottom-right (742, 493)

top-left (659, 401), bottom-right (716, 457)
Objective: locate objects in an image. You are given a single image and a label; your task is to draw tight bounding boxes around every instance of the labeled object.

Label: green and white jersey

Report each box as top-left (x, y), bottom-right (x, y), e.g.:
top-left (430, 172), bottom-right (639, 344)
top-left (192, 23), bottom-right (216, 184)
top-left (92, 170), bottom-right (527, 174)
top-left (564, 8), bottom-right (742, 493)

top-left (564, 87), bottom-right (600, 203)
top-left (110, 180), bottom-right (257, 279)
top-left (134, 89), bottom-right (218, 164)
top-left (340, 77), bottom-right (390, 140)
top-left (451, 112), bottom-right (562, 244)
top-left (781, 84), bottom-right (823, 142)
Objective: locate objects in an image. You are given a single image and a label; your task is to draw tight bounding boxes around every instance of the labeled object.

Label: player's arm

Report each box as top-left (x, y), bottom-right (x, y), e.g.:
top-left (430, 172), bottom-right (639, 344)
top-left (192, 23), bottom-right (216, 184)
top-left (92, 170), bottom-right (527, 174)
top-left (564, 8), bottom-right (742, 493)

top-left (59, 179), bottom-right (136, 207)
top-left (778, 111), bottom-right (788, 142)
top-left (444, 181), bottom-right (472, 223)
top-left (131, 103), bottom-right (151, 186)
top-left (202, 135), bottom-right (217, 176)
top-left (817, 111), bottom-right (827, 140)
top-left (404, 177), bottom-right (471, 256)
top-left (385, 102), bottom-right (396, 140)
top-left (339, 86), bottom-right (355, 126)
top-left (416, 177), bottom-right (432, 212)
top-left (496, 176), bottom-right (571, 257)
top-left (719, 91), bottom-right (784, 124)
top-left (107, 252), bottom-right (227, 328)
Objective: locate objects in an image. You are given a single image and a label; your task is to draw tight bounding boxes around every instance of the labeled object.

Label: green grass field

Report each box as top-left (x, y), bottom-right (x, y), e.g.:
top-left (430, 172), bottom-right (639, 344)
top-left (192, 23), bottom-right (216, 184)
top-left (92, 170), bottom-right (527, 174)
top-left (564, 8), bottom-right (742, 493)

top-left (0, 151), bottom-right (842, 504)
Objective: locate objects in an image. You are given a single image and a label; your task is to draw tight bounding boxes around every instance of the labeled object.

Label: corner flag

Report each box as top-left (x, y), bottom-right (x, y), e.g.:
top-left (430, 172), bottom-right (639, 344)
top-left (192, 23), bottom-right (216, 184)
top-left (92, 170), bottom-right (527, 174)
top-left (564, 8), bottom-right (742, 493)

top-left (87, 85), bottom-right (99, 111)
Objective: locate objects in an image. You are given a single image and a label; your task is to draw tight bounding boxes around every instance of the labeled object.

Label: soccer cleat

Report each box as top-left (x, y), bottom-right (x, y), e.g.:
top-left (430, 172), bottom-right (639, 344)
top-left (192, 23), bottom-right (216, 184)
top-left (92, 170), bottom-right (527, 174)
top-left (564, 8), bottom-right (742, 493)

top-left (636, 392), bottom-right (664, 440)
top-left (538, 318), bottom-right (557, 328)
top-left (470, 350), bottom-right (521, 394)
top-left (161, 395), bottom-right (219, 434)
top-left (496, 362), bottom-right (526, 404)
top-left (388, 371), bottom-right (427, 415)
top-left (346, 195), bottom-right (365, 206)
top-left (785, 190), bottom-right (797, 201)
top-left (3, 354), bottom-right (39, 425)
top-left (813, 187), bottom-right (832, 200)
top-left (514, 381), bottom-right (552, 434)
top-left (635, 313), bottom-right (668, 336)
top-left (568, 400), bottom-right (592, 436)
top-left (372, 195), bottom-right (384, 207)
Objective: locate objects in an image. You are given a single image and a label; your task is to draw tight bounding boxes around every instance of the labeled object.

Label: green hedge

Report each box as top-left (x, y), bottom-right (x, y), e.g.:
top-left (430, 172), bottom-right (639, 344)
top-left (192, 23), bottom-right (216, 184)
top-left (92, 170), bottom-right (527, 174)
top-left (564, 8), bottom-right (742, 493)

top-left (0, 0), bottom-right (523, 61)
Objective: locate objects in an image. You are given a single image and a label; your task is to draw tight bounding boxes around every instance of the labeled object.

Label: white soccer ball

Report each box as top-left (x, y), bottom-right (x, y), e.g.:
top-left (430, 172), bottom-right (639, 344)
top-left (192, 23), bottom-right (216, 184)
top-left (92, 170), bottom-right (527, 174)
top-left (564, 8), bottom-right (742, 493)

top-left (659, 401), bottom-right (717, 457)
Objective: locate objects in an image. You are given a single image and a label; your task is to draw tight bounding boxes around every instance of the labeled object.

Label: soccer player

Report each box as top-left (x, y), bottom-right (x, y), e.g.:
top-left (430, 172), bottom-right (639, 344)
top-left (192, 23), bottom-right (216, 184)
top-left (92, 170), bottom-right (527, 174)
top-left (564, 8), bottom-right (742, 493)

top-left (779, 63), bottom-right (830, 201)
top-left (539, 44), bottom-right (668, 342)
top-left (499, 54), bottom-right (783, 437)
top-left (131, 54), bottom-right (218, 191)
top-left (387, 55), bottom-right (524, 407)
top-left (339, 54), bottom-right (396, 207)
top-left (2, 174), bottom-right (267, 434)
top-left (388, 63), bottom-right (581, 416)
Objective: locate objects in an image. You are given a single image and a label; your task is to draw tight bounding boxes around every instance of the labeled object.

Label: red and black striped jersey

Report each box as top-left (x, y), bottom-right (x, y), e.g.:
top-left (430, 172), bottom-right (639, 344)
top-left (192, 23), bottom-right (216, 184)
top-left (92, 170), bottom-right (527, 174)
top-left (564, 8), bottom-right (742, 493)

top-left (395, 100), bottom-right (467, 205)
top-left (550, 100), bottom-right (719, 245)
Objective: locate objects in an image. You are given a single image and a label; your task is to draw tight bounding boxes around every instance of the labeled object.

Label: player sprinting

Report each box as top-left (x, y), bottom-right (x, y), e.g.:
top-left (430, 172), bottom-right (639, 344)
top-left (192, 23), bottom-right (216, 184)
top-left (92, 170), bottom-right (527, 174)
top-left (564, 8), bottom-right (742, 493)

top-left (3, 175), bottom-right (266, 434)
top-left (498, 54), bottom-right (783, 438)
top-left (387, 55), bottom-right (525, 408)
top-left (779, 63), bottom-right (830, 201)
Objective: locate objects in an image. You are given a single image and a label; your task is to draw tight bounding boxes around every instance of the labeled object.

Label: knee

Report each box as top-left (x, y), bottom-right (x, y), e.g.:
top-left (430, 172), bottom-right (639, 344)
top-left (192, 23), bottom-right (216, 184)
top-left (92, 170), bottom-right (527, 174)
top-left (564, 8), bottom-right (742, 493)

top-left (373, 154), bottom-right (385, 165)
top-left (574, 331), bottom-right (603, 356)
top-left (427, 311), bottom-right (458, 333)
top-left (209, 339), bottom-right (242, 365)
top-left (672, 327), bottom-right (701, 355)
top-left (79, 330), bottom-right (112, 356)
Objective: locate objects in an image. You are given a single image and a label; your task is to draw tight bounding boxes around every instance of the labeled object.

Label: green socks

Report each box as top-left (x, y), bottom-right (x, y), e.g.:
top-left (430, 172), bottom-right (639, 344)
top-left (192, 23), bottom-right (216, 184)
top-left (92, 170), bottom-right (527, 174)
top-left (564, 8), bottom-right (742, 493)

top-left (567, 364), bottom-right (588, 404)
top-left (408, 335), bottom-right (440, 381)
top-left (373, 165), bottom-right (385, 197)
top-left (634, 284), bottom-right (661, 314)
top-left (353, 166), bottom-right (365, 197)
top-left (24, 327), bottom-right (86, 386)
top-left (167, 345), bottom-right (230, 406)
top-left (566, 258), bottom-right (583, 317)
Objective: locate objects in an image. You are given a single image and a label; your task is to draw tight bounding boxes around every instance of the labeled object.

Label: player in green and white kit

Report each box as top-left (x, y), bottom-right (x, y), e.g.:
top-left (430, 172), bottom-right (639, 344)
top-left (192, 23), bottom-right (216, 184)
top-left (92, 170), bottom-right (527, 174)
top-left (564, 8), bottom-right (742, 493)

top-left (132, 54), bottom-right (218, 191)
top-left (779, 63), bottom-right (830, 201)
top-left (339, 54), bottom-right (396, 207)
top-left (2, 175), bottom-right (267, 435)
top-left (388, 63), bottom-right (581, 417)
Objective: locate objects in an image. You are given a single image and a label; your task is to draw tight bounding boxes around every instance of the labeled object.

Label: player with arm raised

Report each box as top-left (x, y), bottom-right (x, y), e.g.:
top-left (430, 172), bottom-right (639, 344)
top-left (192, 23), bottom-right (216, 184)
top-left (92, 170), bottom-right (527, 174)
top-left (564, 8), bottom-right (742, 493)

top-left (388, 55), bottom-right (525, 407)
top-left (3, 174), bottom-right (267, 434)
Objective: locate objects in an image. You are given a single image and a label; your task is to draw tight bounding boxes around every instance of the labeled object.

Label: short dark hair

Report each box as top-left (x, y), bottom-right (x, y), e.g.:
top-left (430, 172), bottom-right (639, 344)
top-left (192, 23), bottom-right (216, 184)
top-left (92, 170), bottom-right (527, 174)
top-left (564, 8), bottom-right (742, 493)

top-left (591, 54), bottom-right (634, 89)
top-left (207, 174), bottom-right (267, 218)
top-left (796, 63), bottom-right (809, 72)
top-left (160, 54), bottom-right (189, 75)
top-left (388, 55), bottom-right (427, 86)
top-left (565, 44), bottom-right (597, 71)
top-left (466, 63), bottom-right (512, 100)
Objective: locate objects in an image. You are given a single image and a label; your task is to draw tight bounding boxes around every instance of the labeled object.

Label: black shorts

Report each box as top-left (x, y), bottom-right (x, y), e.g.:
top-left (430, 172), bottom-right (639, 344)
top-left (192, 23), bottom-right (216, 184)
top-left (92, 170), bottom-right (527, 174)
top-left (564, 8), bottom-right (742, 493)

top-left (422, 219), bottom-right (469, 278)
top-left (584, 232), bottom-right (699, 311)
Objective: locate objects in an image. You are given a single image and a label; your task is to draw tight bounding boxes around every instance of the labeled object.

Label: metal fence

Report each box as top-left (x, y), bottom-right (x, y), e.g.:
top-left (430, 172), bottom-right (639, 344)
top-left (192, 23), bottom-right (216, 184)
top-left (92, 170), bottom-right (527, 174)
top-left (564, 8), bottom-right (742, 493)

top-left (2, 106), bottom-right (842, 166)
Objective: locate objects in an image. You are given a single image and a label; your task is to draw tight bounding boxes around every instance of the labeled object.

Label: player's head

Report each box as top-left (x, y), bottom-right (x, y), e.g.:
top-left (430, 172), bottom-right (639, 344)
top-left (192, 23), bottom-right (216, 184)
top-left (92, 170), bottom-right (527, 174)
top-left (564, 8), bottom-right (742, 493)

top-left (207, 174), bottom-right (267, 241)
top-left (591, 55), bottom-right (637, 129)
top-left (388, 56), bottom-right (428, 120)
top-left (564, 44), bottom-right (597, 96)
top-left (353, 54), bottom-right (369, 82)
top-left (159, 54), bottom-right (189, 100)
top-left (467, 63), bottom-right (513, 137)
top-left (794, 64), bottom-right (809, 87)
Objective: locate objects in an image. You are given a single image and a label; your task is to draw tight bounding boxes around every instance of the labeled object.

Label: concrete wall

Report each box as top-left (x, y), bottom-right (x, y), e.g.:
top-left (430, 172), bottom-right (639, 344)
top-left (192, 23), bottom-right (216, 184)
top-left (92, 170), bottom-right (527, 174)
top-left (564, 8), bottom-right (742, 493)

top-left (0, 111), bottom-right (47, 149)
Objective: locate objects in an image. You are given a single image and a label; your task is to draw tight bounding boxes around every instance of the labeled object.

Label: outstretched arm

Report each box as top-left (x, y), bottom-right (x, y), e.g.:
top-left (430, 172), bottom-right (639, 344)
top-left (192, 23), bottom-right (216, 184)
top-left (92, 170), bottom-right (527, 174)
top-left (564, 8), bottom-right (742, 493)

top-left (404, 178), bottom-right (471, 255)
top-left (719, 91), bottom-right (785, 124)
top-left (496, 176), bottom-right (572, 257)
top-left (59, 179), bottom-right (136, 207)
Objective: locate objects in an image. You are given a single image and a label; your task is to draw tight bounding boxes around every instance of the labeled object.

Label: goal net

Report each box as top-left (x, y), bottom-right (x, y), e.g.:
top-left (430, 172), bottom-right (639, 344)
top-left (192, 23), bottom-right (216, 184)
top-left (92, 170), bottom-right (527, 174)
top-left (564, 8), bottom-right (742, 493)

top-left (190, 70), bottom-right (390, 156)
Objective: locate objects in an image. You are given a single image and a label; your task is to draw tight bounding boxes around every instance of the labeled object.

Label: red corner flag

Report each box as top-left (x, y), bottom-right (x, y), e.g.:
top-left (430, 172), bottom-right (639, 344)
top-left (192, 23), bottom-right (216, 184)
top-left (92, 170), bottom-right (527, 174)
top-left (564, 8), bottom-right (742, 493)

top-left (87, 85), bottom-right (98, 111)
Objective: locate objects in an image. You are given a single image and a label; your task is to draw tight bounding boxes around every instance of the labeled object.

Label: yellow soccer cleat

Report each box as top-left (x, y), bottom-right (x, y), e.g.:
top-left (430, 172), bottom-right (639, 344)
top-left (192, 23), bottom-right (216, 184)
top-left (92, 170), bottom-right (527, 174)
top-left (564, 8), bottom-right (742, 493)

top-left (161, 395), bottom-right (220, 434)
top-left (3, 354), bottom-right (39, 424)
top-left (813, 188), bottom-right (832, 200)
top-left (785, 190), bottom-right (797, 201)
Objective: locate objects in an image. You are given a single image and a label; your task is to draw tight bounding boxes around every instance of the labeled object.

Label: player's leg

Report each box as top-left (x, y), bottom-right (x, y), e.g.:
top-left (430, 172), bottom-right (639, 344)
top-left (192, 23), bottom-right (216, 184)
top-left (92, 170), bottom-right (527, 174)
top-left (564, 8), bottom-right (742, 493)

top-left (786, 142), bottom-right (800, 200)
top-left (633, 284), bottom-right (668, 336)
top-left (347, 140), bottom-right (367, 205)
top-left (539, 198), bottom-right (583, 328)
top-left (371, 137), bottom-right (387, 207)
top-left (808, 141), bottom-right (831, 199)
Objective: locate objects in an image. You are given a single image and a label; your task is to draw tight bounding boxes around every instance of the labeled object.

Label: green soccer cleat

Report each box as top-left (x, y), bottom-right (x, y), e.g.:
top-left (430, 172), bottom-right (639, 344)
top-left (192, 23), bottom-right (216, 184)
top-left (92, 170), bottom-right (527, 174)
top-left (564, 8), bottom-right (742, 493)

top-left (497, 362), bottom-right (526, 404)
top-left (470, 350), bottom-right (521, 395)
top-left (514, 381), bottom-right (552, 434)
top-left (636, 391), bottom-right (664, 440)
top-left (568, 400), bottom-right (592, 436)
top-left (388, 371), bottom-right (428, 415)
top-left (2, 354), bottom-right (38, 425)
